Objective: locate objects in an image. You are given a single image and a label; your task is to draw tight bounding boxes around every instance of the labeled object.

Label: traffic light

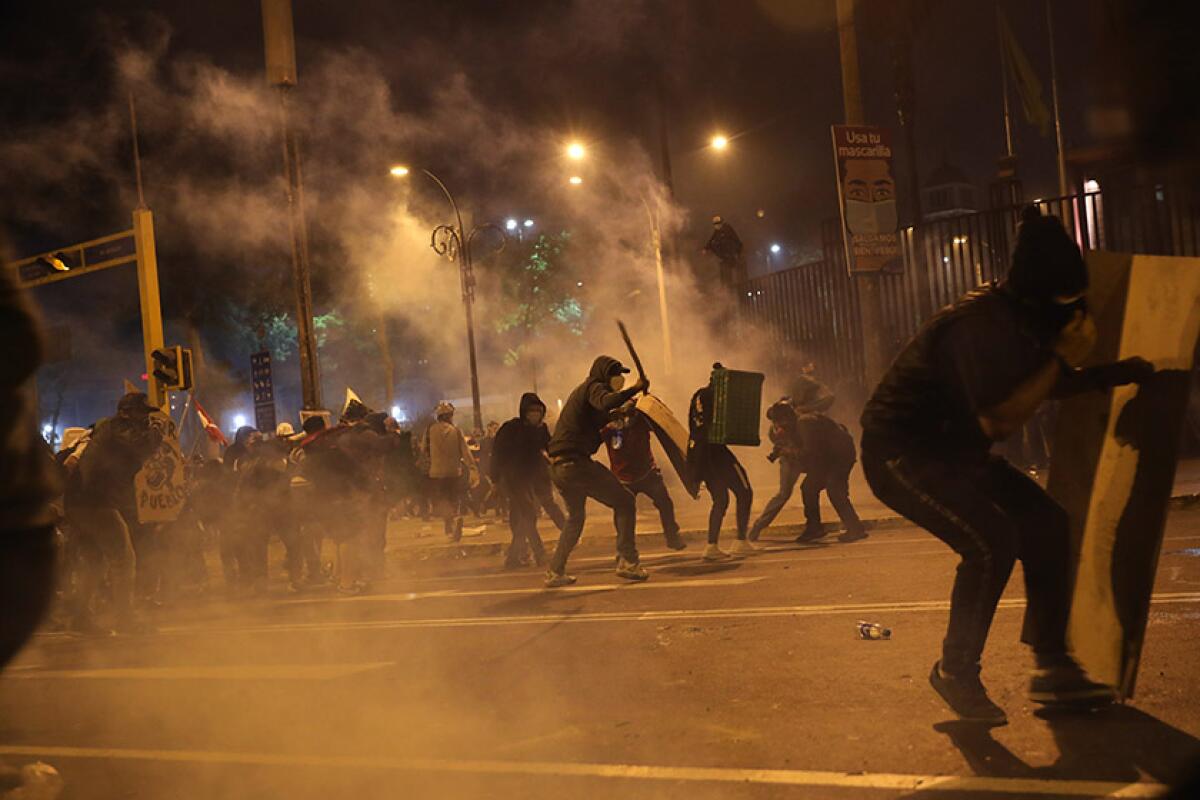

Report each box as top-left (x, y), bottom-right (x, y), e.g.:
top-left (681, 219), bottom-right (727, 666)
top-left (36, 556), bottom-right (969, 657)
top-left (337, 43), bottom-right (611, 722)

top-left (151, 346), bottom-right (193, 392)
top-left (38, 252), bottom-right (70, 272)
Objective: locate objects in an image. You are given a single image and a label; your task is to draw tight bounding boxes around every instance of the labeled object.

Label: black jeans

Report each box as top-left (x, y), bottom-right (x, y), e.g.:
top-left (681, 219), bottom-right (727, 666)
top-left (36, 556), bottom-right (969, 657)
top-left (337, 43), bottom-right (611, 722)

top-left (800, 460), bottom-right (863, 534)
top-left (532, 469), bottom-right (567, 531)
top-left (624, 470), bottom-right (680, 538)
top-left (549, 457), bottom-right (639, 572)
top-left (0, 527), bottom-right (57, 670)
top-left (861, 442), bottom-right (1071, 674)
top-left (701, 450), bottom-right (753, 544)
top-left (503, 479), bottom-right (546, 566)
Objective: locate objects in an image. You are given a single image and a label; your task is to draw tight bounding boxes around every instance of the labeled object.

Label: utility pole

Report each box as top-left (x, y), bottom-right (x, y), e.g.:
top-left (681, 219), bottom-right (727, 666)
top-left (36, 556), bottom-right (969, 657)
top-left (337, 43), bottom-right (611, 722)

top-left (1046, 0), bottom-right (1069, 198)
top-left (262, 0), bottom-right (322, 411)
top-left (836, 0), bottom-right (889, 388)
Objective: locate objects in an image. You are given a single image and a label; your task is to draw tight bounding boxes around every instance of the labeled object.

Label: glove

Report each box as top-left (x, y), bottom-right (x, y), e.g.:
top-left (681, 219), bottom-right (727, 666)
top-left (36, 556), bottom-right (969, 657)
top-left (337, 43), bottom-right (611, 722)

top-left (1084, 357), bottom-right (1155, 388)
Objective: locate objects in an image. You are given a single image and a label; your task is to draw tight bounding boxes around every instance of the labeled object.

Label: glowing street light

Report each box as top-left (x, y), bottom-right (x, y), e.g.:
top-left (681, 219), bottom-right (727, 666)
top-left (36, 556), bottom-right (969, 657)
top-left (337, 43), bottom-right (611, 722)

top-left (523, 219), bottom-right (534, 228)
top-left (233, 413), bottom-right (248, 429)
top-left (505, 218), bottom-right (518, 231)
top-left (770, 243), bottom-right (782, 254)
top-left (710, 134), bottom-right (729, 151)
top-left (568, 175), bottom-right (584, 186)
top-left (566, 142), bottom-right (586, 160)
top-left (389, 165), bottom-right (410, 177)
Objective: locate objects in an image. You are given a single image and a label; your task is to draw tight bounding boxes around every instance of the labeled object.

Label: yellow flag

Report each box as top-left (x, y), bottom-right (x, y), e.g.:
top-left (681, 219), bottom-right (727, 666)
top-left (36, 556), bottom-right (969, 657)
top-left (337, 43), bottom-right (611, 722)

top-left (998, 6), bottom-right (1051, 136)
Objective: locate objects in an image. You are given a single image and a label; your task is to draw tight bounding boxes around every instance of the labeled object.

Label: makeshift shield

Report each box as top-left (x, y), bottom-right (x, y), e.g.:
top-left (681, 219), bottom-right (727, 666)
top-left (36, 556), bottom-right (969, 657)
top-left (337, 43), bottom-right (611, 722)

top-left (1047, 251), bottom-right (1200, 699)
top-left (636, 393), bottom-right (699, 499)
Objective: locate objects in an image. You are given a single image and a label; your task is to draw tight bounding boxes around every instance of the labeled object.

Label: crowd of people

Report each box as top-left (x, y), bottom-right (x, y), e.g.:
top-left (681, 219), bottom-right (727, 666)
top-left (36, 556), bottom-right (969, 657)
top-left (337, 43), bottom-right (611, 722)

top-left (38, 345), bottom-right (868, 633)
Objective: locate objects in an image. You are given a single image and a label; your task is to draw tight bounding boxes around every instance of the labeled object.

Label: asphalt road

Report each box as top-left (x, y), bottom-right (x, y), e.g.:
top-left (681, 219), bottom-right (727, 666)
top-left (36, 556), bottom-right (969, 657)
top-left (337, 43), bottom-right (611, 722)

top-left (5, 508), bottom-right (1200, 799)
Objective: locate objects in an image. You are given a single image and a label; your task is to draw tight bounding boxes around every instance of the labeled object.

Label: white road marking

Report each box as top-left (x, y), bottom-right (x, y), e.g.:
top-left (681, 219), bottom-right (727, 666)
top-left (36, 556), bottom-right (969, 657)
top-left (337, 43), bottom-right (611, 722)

top-left (0, 745), bottom-right (1165, 796)
top-left (1, 662), bottom-right (392, 681)
top-left (159, 592), bottom-right (1200, 636)
top-left (277, 576), bottom-right (765, 605)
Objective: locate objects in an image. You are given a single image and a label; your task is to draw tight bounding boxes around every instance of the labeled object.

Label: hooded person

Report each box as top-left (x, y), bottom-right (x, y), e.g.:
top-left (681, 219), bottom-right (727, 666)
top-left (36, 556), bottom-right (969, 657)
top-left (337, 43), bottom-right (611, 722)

top-left (748, 399), bottom-right (864, 544)
top-left (859, 207), bottom-right (1154, 724)
top-left (69, 392), bottom-right (163, 633)
top-left (491, 393), bottom-right (560, 568)
top-left (687, 364), bottom-right (756, 560)
top-left (544, 355), bottom-right (650, 586)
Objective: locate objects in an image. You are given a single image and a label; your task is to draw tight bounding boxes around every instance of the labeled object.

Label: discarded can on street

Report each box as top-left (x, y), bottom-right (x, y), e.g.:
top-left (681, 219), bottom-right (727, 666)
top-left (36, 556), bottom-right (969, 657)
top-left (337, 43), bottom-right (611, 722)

top-left (857, 620), bottom-right (892, 640)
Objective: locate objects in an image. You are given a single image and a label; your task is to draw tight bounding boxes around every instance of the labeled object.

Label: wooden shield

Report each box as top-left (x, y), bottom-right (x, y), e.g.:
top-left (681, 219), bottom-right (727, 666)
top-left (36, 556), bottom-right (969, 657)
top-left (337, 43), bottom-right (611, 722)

top-left (636, 393), bottom-right (700, 498)
top-left (1047, 251), bottom-right (1200, 699)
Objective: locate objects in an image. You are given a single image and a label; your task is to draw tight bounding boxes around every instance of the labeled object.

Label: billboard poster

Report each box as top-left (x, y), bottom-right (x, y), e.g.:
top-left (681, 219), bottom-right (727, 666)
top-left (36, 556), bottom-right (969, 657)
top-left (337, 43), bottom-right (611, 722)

top-left (831, 124), bottom-right (902, 273)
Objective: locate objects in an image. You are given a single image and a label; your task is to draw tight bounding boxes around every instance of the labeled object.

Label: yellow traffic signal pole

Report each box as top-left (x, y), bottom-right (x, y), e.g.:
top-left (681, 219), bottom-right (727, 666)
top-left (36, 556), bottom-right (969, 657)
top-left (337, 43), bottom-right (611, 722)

top-left (133, 207), bottom-right (167, 411)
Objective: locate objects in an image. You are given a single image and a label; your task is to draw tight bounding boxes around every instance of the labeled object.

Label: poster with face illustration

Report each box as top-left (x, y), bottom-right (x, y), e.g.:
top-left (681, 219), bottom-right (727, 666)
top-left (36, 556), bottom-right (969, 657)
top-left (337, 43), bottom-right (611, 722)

top-left (830, 125), bottom-right (902, 273)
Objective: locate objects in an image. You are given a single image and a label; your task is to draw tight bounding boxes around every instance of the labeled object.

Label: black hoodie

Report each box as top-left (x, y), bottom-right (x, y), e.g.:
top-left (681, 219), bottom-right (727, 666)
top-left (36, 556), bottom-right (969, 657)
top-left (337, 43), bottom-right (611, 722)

top-left (491, 392), bottom-right (551, 482)
top-left (548, 356), bottom-right (640, 459)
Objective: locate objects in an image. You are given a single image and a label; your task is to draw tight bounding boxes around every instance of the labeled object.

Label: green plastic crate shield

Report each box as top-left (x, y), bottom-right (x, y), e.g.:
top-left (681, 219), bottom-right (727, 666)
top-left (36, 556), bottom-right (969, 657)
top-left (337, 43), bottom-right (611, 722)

top-left (709, 368), bottom-right (764, 446)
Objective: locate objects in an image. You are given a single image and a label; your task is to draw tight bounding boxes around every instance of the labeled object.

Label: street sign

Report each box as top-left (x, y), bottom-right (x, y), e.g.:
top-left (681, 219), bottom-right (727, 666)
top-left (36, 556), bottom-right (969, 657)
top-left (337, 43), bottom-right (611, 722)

top-left (830, 125), bottom-right (902, 273)
top-left (251, 350), bottom-right (277, 432)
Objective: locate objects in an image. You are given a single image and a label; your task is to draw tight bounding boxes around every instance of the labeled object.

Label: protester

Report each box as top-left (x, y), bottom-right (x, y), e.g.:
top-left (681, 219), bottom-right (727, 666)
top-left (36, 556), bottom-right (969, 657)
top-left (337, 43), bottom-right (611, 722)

top-left (0, 253), bottom-right (59, 666)
top-left (424, 402), bottom-right (479, 542)
top-left (748, 399), bottom-right (865, 543)
top-left (69, 392), bottom-right (162, 633)
top-left (601, 400), bottom-right (686, 551)
top-left (688, 364), bottom-right (755, 559)
top-left (491, 393), bottom-right (554, 568)
top-left (859, 207), bottom-right (1154, 723)
top-left (545, 356), bottom-right (649, 586)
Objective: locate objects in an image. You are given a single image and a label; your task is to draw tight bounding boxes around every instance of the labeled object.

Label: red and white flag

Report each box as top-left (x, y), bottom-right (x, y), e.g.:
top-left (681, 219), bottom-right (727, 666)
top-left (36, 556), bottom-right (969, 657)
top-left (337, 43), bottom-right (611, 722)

top-left (194, 399), bottom-right (228, 447)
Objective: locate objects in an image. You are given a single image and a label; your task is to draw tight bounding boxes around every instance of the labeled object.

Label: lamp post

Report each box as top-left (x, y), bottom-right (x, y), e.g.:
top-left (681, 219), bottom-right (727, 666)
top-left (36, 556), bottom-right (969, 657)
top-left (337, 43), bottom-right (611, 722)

top-left (391, 165), bottom-right (504, 432)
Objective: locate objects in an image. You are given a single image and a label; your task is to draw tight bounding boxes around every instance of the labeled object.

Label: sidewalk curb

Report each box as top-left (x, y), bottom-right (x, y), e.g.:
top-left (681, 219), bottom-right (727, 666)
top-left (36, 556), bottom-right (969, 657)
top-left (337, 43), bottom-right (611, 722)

top-left (394, 492), bottom-right (1200, 564)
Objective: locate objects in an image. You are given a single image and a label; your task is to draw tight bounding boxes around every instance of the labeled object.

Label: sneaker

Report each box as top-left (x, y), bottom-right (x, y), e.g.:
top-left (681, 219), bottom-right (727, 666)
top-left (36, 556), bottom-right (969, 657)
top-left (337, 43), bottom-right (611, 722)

top-left (837, 528), bottom-right (869, 543)
top-left (615, 558), bottom-right (649, 581)
top-left (664, 532), bottom-right (687, 551)
top-left (1029, 657), bottom-right (1116, 707)
top-left (702, 543), bottom-right (733, 562)
top-left (731, 538), bottom-right (759, 555)
top-left (544, 570), bottom-right (577, 588)
top-left (795, 526), bottom-right (827, 543)
top-left (929, 661), bottom-right (1008, 725)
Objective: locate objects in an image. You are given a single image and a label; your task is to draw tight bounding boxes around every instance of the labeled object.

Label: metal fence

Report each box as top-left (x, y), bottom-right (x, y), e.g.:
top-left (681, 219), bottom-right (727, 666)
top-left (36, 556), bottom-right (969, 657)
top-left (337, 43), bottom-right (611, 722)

top-left (740, 179), bottom-right (1200, 391)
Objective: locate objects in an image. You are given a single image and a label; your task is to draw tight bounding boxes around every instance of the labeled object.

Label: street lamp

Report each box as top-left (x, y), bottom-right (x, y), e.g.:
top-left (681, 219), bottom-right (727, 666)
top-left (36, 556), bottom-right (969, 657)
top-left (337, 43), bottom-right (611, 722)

top-left (568, 175), bottom-right (584, 186)
top-left (710, 134), bottom-right (730, 151)
top-left (566, 141), bottom-right (586, 160)
top-left (505, 218), bottom-right (518, 231)
top-left (390, 164), bottom-right (505, 431)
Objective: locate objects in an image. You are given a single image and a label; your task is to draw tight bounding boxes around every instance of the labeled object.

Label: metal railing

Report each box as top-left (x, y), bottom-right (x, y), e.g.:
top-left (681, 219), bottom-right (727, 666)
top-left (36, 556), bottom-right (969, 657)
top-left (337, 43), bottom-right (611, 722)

top-left (740, 179), bottom-right (1200, 391)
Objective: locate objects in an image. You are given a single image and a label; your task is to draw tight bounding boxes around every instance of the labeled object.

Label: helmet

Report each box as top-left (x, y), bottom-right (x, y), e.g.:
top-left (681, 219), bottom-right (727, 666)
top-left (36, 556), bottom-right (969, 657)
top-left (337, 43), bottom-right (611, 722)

top-left (712, 215), bottom-right (723, 225)
top-left (435, 401), bottom-right (455, 418)
top-left (275, 422), bottom-right (296, 438)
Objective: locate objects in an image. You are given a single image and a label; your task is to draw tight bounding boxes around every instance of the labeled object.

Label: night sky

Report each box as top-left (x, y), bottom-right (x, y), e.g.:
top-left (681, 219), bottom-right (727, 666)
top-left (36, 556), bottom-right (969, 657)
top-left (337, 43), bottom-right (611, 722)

top-left (0, 0), bottom-right (1121, 425)
top-left (2, 0), bottom-right (1104, 264)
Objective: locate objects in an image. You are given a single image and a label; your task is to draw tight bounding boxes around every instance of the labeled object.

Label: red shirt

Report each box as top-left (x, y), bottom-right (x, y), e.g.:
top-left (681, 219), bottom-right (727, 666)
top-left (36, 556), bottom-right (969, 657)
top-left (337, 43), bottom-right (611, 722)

top-left (602, 413), bottom-right (656, 484)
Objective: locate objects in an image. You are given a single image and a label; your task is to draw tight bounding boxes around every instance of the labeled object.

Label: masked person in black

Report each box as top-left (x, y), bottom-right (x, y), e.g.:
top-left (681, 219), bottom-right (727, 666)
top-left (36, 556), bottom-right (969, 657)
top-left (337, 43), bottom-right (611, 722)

top-left (688, 364), bottom-right (756, 560)
top-left (860, 207), bottom-right (1154, 724)
top-left (545, 356), bottom-right (649, 586)
top-left (749, 399), bottom-right (864, 543)
top-left (491, 393), bottom-right (555, 569)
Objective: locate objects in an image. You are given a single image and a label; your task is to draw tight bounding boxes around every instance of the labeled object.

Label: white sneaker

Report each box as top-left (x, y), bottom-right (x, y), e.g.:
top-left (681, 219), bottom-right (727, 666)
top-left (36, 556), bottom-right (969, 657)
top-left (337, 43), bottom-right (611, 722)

top-left (702, 543), bottom-right (733, 561)
top-left (731, 539), bottom-right (759, 555)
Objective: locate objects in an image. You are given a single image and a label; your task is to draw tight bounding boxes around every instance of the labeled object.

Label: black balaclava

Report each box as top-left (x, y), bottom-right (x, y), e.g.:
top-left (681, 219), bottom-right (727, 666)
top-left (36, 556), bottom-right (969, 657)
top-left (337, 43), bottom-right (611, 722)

top-left (1005, 206), bottom-right (1089, 338)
